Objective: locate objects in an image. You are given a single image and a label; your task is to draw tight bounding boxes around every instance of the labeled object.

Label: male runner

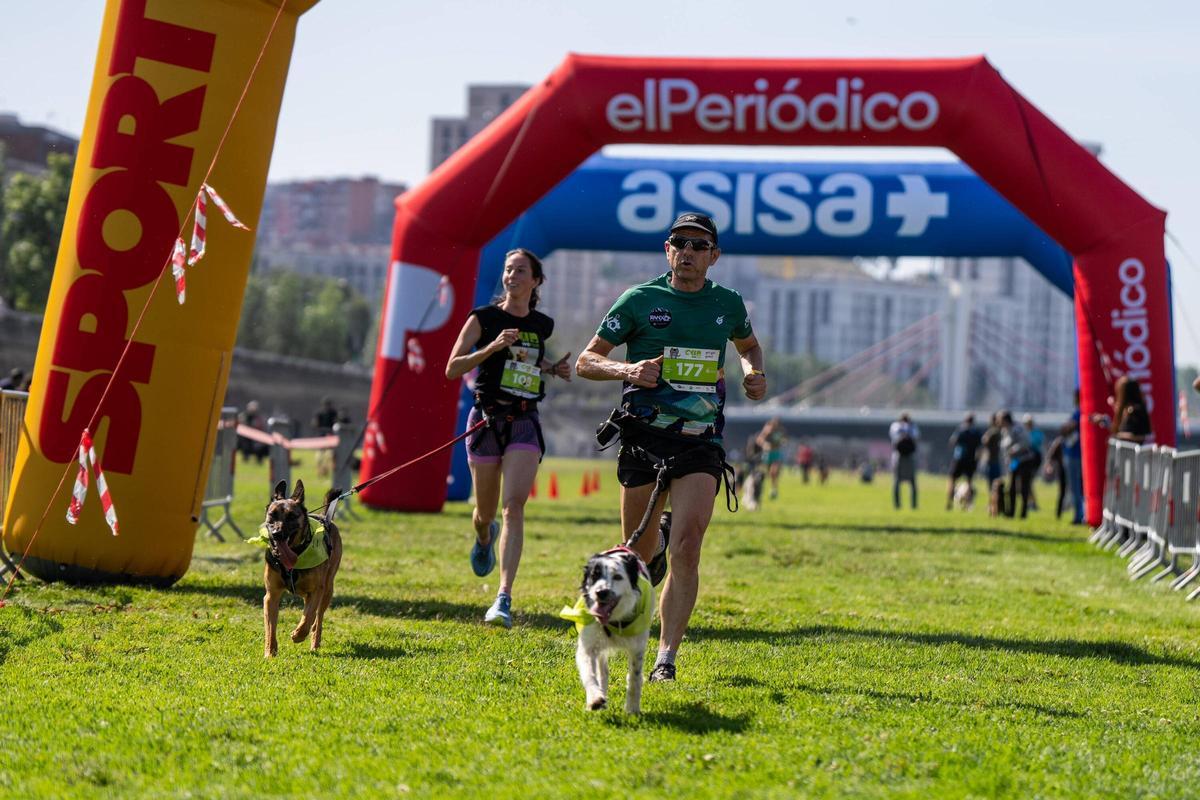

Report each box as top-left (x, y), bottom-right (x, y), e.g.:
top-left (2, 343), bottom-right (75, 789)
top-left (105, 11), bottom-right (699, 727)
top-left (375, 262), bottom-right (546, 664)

top-left (576, 212), bottom-right (766, 682)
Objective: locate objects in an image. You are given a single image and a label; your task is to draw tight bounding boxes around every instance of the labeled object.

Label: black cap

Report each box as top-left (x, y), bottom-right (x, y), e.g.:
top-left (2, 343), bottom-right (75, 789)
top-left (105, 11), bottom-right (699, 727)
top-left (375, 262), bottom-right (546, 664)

top-left (670, 212), bottom-right (718, 245)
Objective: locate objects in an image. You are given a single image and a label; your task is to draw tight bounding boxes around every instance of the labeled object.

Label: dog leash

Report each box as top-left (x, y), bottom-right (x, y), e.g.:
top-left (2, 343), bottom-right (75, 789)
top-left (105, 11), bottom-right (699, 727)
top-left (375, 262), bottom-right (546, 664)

top-left (622, 446), bottom-right (739, 550)
top-left (310, 419), bottom-right (487, 518)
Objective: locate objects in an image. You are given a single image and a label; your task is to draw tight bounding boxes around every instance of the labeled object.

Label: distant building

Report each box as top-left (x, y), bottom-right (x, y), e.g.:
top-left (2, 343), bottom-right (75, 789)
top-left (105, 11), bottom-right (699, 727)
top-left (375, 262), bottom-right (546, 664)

top-left (430, 84), bottom-right (531, 171)
top-left (754, 255), bottom-right (1076, 412)
top-left (253, 176), bottom-right (405, 306)
top-left (0, 112), bottom-right (78, 175)
top-left (258, 176), bottom-right (404, 249)
top-left (758, 258), bottom-right (943, 366)
top-left (937, 256), bottom-right (1077, 411)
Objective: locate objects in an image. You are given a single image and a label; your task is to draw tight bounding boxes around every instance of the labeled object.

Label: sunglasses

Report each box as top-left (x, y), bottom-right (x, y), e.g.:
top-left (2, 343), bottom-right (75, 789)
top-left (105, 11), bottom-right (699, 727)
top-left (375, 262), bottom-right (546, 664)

top-left (667, 235), bottom-right (715, 252)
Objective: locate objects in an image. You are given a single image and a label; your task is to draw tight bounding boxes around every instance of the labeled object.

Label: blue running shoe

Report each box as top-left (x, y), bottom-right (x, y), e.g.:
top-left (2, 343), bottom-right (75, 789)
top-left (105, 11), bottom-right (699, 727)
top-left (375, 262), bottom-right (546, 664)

top-left (470, 520), bottom-right (498, 577)
top-left (484, 593), bottom-right (512, 629)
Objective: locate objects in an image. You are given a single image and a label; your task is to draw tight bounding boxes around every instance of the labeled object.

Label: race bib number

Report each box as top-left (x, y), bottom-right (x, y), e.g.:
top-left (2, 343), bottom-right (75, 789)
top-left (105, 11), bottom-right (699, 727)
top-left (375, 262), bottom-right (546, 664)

top-left (662, 347), bottom-right (719, 393)
top-left (501, 359), bottom-right (541, 397)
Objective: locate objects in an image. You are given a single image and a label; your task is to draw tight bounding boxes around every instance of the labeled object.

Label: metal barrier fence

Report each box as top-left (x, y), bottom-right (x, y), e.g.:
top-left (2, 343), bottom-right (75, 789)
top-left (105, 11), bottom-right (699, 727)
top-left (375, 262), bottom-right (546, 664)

top-left (1089, 439), bottom-right (1121, 545)
top-left (332, 422), bottom-right (362, 520)
top-left (1130, 446), bottom-right (1173, 580)
top-left (199, 407), bottom-right (243, 542)
top-left (1095, 441), bottom-right (1200, 599)
top-left (1164, 451), bottom-right (1200, 591)
top-left (1099, 441), bottom-right (1139, 550)
top-left (2, 402), bottom-right (360, 574)
top-left (1117, 446), bottom-right (1155, 559)
top-left (0, 390), bottom-right (29, 577)
top-left (268, 416), bottom-right (292, 493)
top-left (242, 416), bottom-right (360, 517)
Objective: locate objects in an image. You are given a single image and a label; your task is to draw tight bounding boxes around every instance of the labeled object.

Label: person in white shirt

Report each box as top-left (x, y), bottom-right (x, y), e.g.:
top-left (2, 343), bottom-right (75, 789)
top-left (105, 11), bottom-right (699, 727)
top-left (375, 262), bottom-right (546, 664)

top-left (889, 412), bottom-right (920, 509)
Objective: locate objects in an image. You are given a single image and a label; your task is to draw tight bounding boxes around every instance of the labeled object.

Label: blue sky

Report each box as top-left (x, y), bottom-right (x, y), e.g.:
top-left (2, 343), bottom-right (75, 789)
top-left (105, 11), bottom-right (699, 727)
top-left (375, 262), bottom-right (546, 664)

top-left (3, 0), bottom-right (1198, 366)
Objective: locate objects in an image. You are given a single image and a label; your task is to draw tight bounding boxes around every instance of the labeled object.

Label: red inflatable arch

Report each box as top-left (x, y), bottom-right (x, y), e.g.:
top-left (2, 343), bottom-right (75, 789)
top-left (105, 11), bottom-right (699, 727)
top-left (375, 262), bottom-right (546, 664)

top-left (361, 55), bottom-right (1173, 525)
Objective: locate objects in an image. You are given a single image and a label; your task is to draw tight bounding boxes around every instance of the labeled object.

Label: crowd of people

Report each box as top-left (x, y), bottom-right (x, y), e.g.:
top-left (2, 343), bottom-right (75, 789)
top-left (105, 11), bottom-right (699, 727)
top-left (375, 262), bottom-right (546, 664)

top-left (930, 376), bottom-right (1153, 522)
top-left (0, 367), bottom-right (31, 392)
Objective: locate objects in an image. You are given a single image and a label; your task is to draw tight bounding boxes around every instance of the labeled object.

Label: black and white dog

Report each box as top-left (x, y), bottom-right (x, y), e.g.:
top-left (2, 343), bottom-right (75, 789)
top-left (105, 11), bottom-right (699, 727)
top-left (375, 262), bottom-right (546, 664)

top-left (560, 547), bottom-right (654, 714)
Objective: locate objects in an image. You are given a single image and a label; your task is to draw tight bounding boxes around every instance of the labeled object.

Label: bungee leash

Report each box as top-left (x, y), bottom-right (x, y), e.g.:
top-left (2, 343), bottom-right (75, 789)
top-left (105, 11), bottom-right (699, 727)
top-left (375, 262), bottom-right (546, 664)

top-left (311, 418), bottom-right (487, 518)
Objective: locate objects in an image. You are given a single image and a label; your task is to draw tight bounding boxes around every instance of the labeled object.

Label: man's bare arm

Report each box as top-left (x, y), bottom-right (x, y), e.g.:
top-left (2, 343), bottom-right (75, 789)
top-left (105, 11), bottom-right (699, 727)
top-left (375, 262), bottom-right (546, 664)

top-left (576, 335), bottom-right (661, 388)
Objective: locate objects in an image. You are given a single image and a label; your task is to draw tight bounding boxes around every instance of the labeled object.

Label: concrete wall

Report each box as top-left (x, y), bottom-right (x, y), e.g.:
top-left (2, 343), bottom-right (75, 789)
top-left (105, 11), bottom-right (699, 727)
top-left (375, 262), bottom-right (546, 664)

top-left (0, 308), bottom-right (373, 435)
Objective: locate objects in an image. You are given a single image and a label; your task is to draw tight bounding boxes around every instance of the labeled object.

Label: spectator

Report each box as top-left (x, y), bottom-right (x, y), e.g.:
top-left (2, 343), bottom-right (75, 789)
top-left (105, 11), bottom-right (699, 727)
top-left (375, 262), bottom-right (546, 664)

top-left (1091, 376), bottom-right (1152, 444)
top-left (737, 430), bottom-right (765, 510)
top-left (980, 412), bottom-right (1006, 517)
top-left (1022, 414), bottom-right (1044, 511)
top-left (755, 417), bottom-right (787, 500)
top-left (313, 396), bottom-right (339, 435)
top-left (999, 411), bottom-right (1037, 519)
top-left (313, 397), bottom-right (339, 477)
top-left (889, 411), bottom-right (920, 509)
top-left (1061, 390), bottom-right (1085, 525)
top-left (1115, 377), bottom-right (1152, 443)
top-left (1043, 432), bottom-right (1069, 520)
top-left (945, 413), bottom-right (982, 511)
top-left (0, 368), bottom-right (23, 391)
top-left (796, 442), bottom-right (814, 484)
top-left (237, 400), bottom-right (269, 464)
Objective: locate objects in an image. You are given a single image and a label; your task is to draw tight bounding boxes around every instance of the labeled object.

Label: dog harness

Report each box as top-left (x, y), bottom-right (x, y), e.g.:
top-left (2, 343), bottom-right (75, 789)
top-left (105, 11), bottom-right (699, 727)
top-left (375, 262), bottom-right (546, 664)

top-left (599, 409), bottom-right (738, 548)
top-left (470, 394), bottom-right (545, 458)
top-left (248, 516), bottom-right (332, 593)
top-left (559, 548), bottom-right (654, 638)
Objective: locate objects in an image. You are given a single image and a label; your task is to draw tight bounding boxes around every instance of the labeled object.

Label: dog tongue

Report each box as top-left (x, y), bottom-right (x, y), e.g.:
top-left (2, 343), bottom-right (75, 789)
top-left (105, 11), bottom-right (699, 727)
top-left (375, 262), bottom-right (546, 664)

top-left (277, 540), bottom-right (299, 570)
top-left (589, 601), bottom-right (613, 626)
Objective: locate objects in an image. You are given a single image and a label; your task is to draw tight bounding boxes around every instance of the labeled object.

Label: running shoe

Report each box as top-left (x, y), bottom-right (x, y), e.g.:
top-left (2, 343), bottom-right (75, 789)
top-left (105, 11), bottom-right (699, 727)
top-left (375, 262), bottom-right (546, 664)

top-left (470, 520), bottom-right (499, 577)
top-left (648, 511), bottom-right (671, 587)
top-left (484, 594), bottom-right (512, 629)
top-left (648, 662), bottom-right (676, 682)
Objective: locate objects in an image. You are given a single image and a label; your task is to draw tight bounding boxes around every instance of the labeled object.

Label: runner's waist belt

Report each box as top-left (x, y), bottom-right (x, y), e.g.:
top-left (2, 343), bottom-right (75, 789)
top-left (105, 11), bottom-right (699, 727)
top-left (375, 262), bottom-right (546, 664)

top-left (596, 406), bottom-right (738, 529)
top-left (472, 394), bottom-right (543, 456)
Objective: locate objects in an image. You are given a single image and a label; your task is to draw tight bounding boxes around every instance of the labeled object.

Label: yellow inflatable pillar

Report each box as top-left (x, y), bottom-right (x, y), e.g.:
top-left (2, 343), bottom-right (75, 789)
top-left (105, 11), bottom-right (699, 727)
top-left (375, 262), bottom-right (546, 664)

top-left (2, 0), bottom-right (320, 585)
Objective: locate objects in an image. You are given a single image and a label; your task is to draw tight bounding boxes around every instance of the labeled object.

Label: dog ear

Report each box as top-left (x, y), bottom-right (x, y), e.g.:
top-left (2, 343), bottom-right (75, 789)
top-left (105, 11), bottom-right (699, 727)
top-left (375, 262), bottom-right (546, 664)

top-left (272, 480), bottom-right (287, 501)
top-left (582, 557), bottom-right (602, 594)
top-left (621, 552), bottom-right (641, 588)
top-left (291, 479), bottom-right (305, 504)
top-left (580, 562), bottom-right (591, 594)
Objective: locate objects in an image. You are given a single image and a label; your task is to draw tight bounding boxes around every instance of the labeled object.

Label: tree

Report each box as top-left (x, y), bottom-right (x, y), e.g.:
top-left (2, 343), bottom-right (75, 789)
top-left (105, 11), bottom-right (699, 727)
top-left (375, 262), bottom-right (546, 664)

top-left (0, 152), bottom-right (73, 312)
top-left (236, 269), bottom-right (373, 364)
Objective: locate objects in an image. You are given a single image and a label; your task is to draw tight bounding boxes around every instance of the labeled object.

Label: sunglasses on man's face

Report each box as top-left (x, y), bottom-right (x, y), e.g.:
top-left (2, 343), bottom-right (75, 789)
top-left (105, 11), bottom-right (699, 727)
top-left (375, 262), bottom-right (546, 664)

top-left (667, 235), bottom-right (715, 252)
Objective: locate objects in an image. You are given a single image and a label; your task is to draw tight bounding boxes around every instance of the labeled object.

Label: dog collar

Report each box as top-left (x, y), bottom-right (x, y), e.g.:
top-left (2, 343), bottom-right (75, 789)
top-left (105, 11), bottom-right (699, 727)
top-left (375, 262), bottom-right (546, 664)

top-left (600, 546), bottom-right (651, 582)
top-left (248, 520), bottom-right (330, 571)
top-left (558, 573), bottom-right (653, 638)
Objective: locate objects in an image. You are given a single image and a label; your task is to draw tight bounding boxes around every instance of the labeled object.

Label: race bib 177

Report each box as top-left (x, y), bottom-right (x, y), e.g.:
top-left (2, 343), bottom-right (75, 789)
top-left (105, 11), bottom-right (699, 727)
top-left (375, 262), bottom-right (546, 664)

top-left (662, 347), bottom-right (719, 393)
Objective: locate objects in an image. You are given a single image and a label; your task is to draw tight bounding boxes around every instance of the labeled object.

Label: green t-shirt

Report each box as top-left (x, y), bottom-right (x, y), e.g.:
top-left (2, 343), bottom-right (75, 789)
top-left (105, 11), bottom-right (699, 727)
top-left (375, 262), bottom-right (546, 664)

top-left (596, 273), bottom-right (752, 441)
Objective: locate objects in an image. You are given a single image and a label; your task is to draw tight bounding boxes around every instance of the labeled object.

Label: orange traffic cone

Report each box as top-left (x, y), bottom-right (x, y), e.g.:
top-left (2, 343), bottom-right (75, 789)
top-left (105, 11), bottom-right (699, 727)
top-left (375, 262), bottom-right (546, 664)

top-left (529, 477), bottom-right (538, 499)
top-left (581, 474), bottom-right (591, 497)
top-left (549, 472), bottom-right (559, 499)
top-left (591, 470), bottom-right (601, 493)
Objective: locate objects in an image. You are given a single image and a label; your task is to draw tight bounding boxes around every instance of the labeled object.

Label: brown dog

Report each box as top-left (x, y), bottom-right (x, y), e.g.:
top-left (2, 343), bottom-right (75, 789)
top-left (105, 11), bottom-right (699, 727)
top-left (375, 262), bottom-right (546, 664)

top-left (260, 479), bottom-right (342, 658)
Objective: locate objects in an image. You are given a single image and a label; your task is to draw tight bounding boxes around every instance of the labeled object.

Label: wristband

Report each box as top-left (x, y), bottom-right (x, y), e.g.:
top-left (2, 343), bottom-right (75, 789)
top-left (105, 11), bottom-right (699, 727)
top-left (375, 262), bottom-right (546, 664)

top-left (749, 369), bottom-right (765, 377)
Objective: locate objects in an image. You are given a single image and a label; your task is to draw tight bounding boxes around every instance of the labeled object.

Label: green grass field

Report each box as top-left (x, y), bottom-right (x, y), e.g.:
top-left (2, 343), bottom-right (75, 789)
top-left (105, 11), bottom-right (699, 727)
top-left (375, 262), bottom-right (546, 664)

top-left (2, 455), bottom-right (1199, 799)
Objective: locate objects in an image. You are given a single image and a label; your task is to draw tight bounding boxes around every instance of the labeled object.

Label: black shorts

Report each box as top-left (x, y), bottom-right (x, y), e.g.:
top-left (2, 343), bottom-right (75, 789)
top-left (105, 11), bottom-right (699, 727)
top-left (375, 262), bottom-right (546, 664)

top-left (950, 459), bottom-right (976, 480)
top-left (616, 427), bottom-right (726, 488)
